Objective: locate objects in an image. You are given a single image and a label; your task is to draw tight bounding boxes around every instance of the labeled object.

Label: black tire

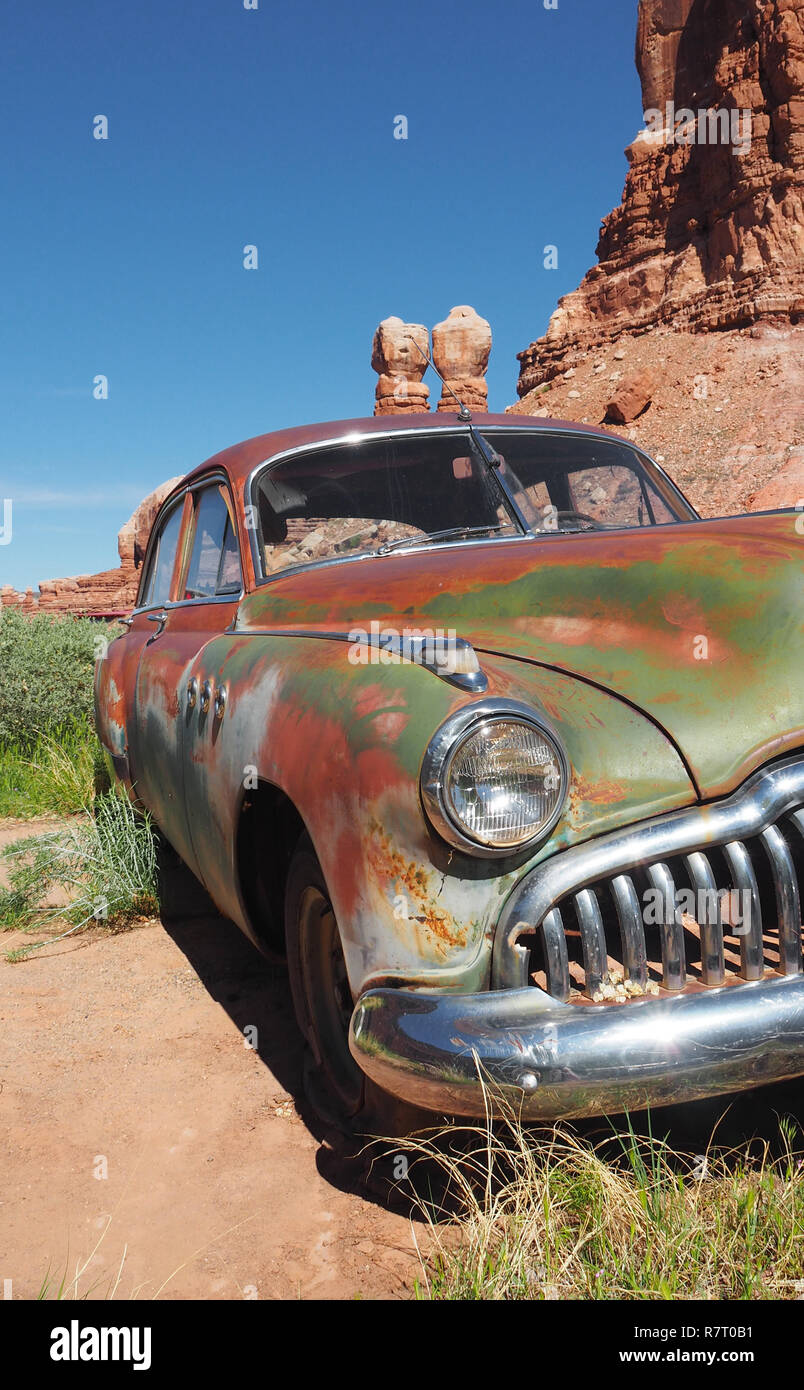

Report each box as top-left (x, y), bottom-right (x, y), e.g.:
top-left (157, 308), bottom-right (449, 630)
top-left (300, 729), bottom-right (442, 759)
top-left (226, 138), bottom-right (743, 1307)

top-left (284, 832), bottom-right (426, 1137)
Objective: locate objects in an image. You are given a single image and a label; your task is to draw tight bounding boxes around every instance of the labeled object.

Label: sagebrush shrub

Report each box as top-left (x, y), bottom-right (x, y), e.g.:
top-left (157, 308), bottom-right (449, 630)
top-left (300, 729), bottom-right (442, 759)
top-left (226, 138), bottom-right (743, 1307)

top-left (0, 609), bottom-right (113, 750)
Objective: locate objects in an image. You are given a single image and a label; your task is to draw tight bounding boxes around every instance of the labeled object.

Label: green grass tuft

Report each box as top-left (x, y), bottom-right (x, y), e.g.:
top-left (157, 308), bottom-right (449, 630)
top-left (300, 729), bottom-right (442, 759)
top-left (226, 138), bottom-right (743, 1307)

top-left (387, 1088), bottom-right (804, 1301)
top-left (0, 727), bottom-right (110, 819)
top-left (0, 608), bottom-right (118, 818)
top-left (0, 789), bottom-right (158, 958)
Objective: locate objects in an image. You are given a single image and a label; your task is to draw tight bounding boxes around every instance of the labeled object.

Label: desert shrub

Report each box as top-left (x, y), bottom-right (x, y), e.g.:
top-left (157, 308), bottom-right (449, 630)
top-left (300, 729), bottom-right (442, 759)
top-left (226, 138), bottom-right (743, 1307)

top-left (0, 609), bottom-right (119, 817)
top-left (0, 609), bottom-right (115, 751)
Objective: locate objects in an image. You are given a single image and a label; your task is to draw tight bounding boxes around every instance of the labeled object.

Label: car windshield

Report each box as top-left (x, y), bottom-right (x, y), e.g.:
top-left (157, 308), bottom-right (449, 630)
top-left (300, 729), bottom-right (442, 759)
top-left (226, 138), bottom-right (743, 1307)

top-left (250, 429), bottom-right (695, 579)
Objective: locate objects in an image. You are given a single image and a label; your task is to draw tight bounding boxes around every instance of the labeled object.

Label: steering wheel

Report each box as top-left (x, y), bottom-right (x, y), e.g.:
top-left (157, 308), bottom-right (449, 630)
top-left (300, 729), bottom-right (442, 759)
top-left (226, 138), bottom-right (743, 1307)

top-left (554, 510), bottom-right (606, 531)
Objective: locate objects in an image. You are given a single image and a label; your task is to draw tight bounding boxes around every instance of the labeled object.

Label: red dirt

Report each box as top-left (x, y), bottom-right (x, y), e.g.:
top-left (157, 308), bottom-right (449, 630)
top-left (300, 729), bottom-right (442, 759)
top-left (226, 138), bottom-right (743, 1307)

top-left (0, 820), bottom-right (421, 1301)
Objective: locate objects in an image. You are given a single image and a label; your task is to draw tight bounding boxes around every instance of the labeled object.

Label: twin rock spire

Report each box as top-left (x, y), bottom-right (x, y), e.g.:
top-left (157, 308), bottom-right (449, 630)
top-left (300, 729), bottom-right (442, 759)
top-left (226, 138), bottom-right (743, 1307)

top-left (371, 305), bottom-right (491, 416)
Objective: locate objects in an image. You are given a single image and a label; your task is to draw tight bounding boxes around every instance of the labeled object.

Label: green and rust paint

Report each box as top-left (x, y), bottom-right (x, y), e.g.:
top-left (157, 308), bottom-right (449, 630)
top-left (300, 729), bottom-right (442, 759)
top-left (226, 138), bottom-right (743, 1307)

top-left (94, 415), bottom-right (804, 999)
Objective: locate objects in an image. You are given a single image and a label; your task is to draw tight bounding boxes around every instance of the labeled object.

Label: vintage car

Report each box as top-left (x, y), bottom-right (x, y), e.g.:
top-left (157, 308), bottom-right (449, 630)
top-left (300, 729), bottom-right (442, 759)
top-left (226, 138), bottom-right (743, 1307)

top-left (95, 413), bottom-right (804, 1128)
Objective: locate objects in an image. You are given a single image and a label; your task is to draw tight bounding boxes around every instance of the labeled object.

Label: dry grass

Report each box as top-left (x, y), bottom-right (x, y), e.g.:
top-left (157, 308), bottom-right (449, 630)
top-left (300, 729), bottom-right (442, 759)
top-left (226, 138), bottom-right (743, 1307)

top-left (37, 1215), bottom-right (252, 1300)
top-left (387, 1086), bottom-right (804, 1300)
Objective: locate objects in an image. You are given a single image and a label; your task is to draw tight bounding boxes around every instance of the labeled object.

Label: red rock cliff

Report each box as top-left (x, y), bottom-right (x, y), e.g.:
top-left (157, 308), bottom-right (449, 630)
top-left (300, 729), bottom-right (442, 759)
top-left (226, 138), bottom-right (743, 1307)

top-left (0, 478), bottom-right (181, 617)
top-left (517, 0), bottom-right (804, 394)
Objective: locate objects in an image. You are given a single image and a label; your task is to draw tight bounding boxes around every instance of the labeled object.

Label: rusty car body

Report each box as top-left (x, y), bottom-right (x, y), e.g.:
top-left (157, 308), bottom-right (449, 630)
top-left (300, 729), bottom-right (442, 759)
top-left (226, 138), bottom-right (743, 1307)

top-left (95, 413), bottom-right (804, 1124)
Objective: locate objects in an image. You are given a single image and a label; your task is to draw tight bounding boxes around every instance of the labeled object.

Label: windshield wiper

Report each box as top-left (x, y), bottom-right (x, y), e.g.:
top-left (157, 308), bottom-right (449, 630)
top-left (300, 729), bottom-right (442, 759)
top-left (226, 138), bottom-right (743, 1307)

top-left (469, 430), bottom-right (535, 537)
top-left (376, 524), bottom-right (511, 555)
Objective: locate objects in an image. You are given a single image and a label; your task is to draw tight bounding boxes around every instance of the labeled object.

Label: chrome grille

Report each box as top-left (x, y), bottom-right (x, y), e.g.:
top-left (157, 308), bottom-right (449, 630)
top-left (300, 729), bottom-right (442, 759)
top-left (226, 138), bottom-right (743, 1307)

top-left (493, 756), bottom-right (804, 1001)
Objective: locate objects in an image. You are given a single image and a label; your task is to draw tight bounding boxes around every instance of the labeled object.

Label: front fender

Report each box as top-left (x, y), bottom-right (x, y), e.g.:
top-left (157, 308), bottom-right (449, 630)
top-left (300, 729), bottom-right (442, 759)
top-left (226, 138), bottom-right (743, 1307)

top-left (189, 635), bottom-right (697, 998)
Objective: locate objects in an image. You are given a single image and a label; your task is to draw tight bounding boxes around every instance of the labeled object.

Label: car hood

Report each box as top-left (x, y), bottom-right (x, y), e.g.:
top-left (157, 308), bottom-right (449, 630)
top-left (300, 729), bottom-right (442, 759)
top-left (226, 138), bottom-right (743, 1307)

top-left (238, 511), bottom-right (804, 798)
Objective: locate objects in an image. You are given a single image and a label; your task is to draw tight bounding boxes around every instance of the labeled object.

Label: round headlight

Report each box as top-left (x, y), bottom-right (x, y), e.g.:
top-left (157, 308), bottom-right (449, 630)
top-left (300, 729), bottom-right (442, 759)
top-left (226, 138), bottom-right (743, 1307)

top-left (421, 701), bottom-right (569, 856)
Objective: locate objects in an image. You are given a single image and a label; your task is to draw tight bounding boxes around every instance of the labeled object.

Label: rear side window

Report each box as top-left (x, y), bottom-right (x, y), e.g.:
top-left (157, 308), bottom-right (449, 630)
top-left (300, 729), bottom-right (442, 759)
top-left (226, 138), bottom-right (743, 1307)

top-left (140, 503), bottom-right (183, 608)
top-left (183, 485), bottom-right (242, 599)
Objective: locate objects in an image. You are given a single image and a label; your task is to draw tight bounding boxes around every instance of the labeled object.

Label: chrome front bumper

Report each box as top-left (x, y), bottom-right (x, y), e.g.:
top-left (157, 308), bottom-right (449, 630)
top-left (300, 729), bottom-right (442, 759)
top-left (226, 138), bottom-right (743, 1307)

top-left (349, 973), bottom-right (804, 1120)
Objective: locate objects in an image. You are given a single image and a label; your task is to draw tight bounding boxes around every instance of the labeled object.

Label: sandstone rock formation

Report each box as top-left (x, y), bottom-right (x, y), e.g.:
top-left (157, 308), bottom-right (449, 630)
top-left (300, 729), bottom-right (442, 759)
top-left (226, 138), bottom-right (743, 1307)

top-left (517, 0), bottom-right (804, 395)
top-left (117, 479), bottom-right (182, 572)
top-left (371, 317), bottom-right (431, 415)
top-left (605, 368), bottom-right (658, 423)
top-left (0, 476), bottom-right (182, 617)
top-left (432, 305), bottom-right (492, 413)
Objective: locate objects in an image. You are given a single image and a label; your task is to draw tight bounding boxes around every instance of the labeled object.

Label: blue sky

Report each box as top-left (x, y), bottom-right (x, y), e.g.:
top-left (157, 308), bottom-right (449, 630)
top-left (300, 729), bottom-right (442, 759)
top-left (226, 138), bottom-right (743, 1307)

top-left (0, 0), bottom-right (642, 590)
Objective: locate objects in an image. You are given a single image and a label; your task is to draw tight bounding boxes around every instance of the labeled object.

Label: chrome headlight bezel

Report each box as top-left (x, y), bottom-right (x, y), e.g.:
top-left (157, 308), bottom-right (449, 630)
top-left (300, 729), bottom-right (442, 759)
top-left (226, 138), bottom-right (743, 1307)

top-left (420, 698), bottom-right (570, 859)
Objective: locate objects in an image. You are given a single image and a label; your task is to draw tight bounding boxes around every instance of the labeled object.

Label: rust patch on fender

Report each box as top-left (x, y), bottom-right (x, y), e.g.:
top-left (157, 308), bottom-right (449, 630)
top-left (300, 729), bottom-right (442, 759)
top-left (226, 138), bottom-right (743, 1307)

top-left (567, 775), bottom-right (629, 816)
top-left (367, 818), bottom-right (464, 950)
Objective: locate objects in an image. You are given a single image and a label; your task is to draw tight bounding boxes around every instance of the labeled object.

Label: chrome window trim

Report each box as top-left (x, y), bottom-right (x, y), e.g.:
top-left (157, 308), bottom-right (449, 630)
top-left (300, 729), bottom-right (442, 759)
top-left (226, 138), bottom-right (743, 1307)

top-left (243, 424), bottom-right (700, 588)
top-left (136, 493), bottom-right (186, 612)
top-left (132, 470), bottom-right (245, 615)
top-left (420, 697), bottom-right (570, 859)
top-left (132, 592), bottom-right (245, 617)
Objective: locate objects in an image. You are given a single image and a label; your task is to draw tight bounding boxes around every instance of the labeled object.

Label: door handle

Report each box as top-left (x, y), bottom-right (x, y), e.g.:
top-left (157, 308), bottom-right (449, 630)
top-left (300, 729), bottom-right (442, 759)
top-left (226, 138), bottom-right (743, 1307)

top-left (146, 611), bottom-right (167, 641)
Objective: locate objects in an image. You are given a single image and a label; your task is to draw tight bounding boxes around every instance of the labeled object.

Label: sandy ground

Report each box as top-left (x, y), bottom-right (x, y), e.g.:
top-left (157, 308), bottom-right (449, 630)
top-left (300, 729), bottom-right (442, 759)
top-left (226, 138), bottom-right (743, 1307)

top-left (3, 816), bottom-right (803, 1302)
top-left (0, 819), bottom-right (421, 1301)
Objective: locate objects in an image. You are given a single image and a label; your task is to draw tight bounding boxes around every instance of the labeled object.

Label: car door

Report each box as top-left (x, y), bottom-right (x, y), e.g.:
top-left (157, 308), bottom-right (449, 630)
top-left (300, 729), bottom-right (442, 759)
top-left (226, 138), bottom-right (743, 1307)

top-left (95, 493), bottom-right (186, 798)
top-left (178, 486), bottom-right (250, 920)
top-left (131, 475), bottom-right (243, 880)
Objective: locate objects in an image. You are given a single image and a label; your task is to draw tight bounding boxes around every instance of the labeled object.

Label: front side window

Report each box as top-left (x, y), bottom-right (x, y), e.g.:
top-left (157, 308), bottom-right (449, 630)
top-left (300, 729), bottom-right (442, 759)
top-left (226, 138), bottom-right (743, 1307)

top-left (183, 484), bottom-right (242, 599)
top-left (139, 502), bottom-right (183, 607)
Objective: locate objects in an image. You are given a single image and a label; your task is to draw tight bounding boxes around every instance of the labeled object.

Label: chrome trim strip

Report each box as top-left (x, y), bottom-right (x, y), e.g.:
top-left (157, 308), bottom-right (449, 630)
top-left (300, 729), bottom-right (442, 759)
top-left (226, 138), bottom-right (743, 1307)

top-left (761, 824), bottom-right (802, 975)
top-left (493, 754), bottom-right (804, 990)
top-left (611, 873), bottom-right (648, 988)
top-left (349, 972), bottom-right (804, 1121)
top-left (684, 851), bottom-right (725, 985)
top-left (226, 626), bottom-right (488, 694)
top-left (131, 590), bottom-right (246, 619)
top-left (346, 630), bottom-right (488, 694)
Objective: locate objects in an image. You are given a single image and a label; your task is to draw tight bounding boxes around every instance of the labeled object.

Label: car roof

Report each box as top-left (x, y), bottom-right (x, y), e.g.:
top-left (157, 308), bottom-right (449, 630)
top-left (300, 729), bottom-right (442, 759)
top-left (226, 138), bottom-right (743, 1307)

top-left (180, 413), bottom-right (628, 493)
